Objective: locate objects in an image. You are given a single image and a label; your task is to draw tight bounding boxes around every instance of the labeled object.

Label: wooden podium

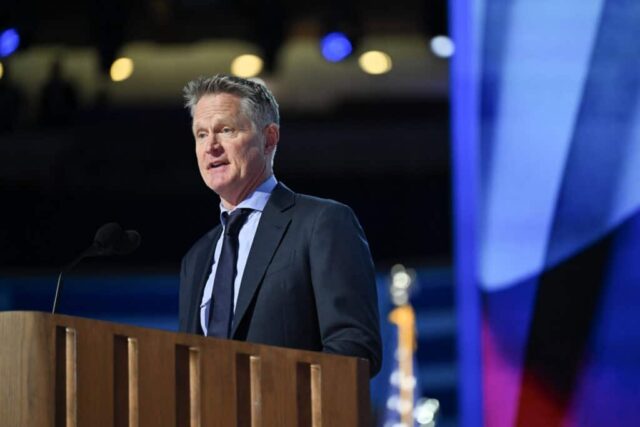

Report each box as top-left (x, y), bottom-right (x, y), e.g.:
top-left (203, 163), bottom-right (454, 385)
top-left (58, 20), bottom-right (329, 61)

top-left (0, 311), bottom-right (370, 427)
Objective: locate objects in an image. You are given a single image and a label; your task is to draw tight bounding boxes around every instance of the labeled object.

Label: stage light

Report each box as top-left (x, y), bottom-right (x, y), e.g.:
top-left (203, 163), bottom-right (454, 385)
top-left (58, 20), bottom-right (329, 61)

top-left (0, 28), bottom-right (20, 58)
top-left (110, 57), bottom-right (134, 82)
top-left (231, 54), bottom-right (263, 78)
top-left (430, 35), bottom-right (455, 58)
top-left (320, 32), bottom-right (353, 62)
top-left (358, 50), bottom-right (392, 75)
top-left (414, 398), bottom-right (440, 426)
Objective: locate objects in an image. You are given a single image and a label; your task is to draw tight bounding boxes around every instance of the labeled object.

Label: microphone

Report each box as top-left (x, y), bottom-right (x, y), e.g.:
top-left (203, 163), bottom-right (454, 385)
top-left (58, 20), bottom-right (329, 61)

top-left (51, 223), bottom-right (141, 314)
top-left (115, 230), bottom-right (142, 255)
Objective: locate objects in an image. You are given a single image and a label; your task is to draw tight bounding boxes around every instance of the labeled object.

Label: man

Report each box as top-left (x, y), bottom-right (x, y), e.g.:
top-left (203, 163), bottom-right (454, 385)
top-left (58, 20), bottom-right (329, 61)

top-left (178, 74), bottom-right (382, 376)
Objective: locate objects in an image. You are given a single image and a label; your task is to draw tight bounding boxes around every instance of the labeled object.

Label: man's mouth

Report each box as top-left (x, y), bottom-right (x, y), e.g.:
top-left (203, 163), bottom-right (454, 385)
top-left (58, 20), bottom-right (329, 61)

top-left (207, 161), bottom-right (229, 170)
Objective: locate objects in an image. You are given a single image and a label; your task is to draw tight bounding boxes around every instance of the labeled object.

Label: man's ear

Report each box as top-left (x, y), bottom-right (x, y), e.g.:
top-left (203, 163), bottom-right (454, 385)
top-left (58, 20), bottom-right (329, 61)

top-left (264, 124), bottom-right (280, 155)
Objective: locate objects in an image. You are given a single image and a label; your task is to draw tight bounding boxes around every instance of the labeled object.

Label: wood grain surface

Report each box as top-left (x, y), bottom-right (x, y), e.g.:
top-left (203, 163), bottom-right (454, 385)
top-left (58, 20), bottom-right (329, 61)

top-left (0, 311), bottom-right (370, 427)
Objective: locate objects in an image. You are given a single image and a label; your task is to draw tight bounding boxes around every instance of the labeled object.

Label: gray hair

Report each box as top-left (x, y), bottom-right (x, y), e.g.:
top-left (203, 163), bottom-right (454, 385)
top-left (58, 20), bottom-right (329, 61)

top-left (183, 74), bottom-right (280, 129)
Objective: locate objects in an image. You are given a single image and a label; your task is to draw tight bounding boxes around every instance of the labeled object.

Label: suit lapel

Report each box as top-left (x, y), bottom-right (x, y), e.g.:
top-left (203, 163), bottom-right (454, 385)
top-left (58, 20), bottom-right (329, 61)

top-left (231, 183), bottom-right (295, 337)
top-left (188, 226), bottom-right (222, 333)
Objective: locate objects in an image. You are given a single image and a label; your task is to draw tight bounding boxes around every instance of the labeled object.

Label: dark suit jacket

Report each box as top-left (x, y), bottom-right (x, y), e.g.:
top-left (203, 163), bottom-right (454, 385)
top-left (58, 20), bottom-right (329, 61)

top-left (178, 183), bottom-right (382, 376)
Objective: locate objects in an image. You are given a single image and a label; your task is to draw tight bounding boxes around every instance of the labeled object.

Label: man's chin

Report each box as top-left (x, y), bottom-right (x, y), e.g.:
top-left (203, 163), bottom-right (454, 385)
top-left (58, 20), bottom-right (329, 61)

top-left (201, 171), bottom-right (231, 191)
top-left (207, 183), bottom-right (228, 195)
top-left (205, 181), bottom-right (239, 203)
top-left (201, 177), bottom-right (225, 193)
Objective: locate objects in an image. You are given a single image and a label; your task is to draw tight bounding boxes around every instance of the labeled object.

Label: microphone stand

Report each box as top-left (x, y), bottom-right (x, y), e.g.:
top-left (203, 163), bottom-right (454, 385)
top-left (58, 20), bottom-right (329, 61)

top-left (51, 246), bottom-right (99, 314)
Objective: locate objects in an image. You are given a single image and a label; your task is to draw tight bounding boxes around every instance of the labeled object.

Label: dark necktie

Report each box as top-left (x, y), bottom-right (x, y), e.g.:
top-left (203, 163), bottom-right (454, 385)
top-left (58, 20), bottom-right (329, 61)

top-left (207, 208), bottom-right (252, 338)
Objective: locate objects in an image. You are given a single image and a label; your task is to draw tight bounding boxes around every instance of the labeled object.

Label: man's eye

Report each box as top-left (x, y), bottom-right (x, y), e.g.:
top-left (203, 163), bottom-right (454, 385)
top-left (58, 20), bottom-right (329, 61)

top-left (222, 127), bottom-right (233, 134)
top-left (197, 132), bottom-right (207, 138)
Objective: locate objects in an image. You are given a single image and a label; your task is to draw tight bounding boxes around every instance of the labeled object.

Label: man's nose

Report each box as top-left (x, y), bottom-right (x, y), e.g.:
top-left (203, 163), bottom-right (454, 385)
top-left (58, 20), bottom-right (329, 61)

top-left (205, 134), bottom-right (222, 153)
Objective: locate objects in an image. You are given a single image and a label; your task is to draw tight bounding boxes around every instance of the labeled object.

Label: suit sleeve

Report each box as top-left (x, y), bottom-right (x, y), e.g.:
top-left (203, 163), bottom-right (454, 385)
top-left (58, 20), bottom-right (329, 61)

top-left (309, 202), bottom-right (383, 376)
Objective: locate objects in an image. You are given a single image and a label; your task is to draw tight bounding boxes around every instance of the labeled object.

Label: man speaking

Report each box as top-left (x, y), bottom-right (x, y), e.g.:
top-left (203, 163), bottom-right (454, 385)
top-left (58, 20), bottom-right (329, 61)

top-left (178, 74), bottom-right (382, 376)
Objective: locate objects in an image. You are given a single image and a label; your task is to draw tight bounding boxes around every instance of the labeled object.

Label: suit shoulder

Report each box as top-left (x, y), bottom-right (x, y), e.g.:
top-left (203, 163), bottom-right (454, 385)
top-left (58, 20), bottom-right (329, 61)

top-left (293, 192), bottom-right (354, 214)
top-left (289, 193), bottom-right (363, 232)
top-left (275, 182), bottom-right (354, 217)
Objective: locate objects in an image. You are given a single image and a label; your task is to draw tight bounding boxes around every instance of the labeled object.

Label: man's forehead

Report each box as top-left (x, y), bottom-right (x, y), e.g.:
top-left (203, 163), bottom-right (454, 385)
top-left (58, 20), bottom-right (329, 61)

top-left (192, 93), bottom-right (253, 129)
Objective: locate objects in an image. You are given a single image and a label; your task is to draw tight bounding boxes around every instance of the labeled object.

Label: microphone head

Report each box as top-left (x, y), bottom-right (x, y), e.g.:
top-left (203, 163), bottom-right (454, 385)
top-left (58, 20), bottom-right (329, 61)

top-left (115, 230), bottom-right (141, 255)
top-left (93, 222), bottom-right (124, 254)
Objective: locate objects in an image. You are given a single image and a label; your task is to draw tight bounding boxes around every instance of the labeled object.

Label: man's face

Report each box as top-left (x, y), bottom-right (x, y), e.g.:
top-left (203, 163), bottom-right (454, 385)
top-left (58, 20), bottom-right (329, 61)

top-left (192, 93), bottom-right (277, 208)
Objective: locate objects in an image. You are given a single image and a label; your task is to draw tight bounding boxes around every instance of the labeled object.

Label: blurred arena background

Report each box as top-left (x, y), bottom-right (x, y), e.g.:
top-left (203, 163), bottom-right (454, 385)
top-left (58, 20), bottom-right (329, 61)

top-left (2, 0), bottom-right (640, 426)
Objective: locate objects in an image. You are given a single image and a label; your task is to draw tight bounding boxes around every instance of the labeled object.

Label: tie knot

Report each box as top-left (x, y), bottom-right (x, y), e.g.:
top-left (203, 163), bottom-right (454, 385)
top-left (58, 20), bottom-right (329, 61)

top-left (223, 208), bottom-right (252, 237)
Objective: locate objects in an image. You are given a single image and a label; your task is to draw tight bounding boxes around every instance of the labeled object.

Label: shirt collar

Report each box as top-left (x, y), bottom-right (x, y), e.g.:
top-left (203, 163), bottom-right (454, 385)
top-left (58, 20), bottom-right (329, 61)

top-left (219, 175), bottom-right (278, 221)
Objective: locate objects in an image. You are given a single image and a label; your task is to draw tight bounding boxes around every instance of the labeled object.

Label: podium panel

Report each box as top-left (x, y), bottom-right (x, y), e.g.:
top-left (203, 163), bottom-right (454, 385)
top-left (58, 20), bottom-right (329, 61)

top-left (0, 311), bottom-right (370, 427)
